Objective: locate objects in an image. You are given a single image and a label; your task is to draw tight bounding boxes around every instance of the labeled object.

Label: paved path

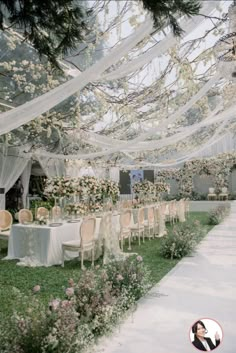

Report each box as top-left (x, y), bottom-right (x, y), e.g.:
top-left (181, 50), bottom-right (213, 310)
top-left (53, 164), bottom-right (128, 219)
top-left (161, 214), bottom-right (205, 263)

top-left (96, 202), bottom-right (236, 353)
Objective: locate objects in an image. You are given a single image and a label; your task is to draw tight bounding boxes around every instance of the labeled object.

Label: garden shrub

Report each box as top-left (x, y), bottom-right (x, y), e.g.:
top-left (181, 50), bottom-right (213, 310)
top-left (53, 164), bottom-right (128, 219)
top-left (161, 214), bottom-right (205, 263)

top-left (68, 256), bottom-right (151, 336)
top-left (208, 203), bottom-right (230, 225)
top-left (0, 256), bottom-right (151, 353)
top-left (160, 220), bottom-right (206, 260)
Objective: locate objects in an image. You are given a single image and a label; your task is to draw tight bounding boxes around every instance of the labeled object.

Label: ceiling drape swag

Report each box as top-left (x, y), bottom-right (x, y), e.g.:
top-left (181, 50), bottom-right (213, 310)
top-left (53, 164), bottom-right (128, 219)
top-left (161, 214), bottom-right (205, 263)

top-left (85, 103), bottom-right (223, 151)
top-left (0, 18), bottom-right (153, 136)
top-left (29, 76), bottom-right (229, 161)
top-left (101, 1), bottom-right (218, 81)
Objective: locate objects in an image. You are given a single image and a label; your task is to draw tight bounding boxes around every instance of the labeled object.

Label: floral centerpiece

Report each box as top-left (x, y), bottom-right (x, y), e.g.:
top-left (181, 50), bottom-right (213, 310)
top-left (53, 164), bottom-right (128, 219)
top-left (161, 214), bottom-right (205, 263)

top-left (36, 215), bottom-right (48, 225)
top-left (65, 203), bottom-right (88, 216)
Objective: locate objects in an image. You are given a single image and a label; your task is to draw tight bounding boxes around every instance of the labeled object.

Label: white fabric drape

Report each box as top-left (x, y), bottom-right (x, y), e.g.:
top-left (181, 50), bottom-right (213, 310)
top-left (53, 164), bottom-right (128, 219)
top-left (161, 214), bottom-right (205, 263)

top-left (0, 2), bottom-right (219, 137)
top-left (86, 103), bottom-right (223, 152)
top-left (196, 132), bottom-right (236, 158)
top-left (37, 156), bottom-right (65, 177)
top-left (0, 151), bottom-right (29, 209)
top-left (78, 166), bottom-right (95, 177)
top-left (0, 18), bottom-right (153, 136)
top-left (45, 74), bottom-right (221, 159)
top-left (65, 160), bottom-right (82, 178)
top-left (29, 75), bottom-right (228, 162)
top-left (21, 160), bottom-right (32, 208)
top-left (101, 1), bottom-right (217, 81)
top-left (109, 167), bottom-right (120, 183)
top-left (124, 130), bottom-right (232, 169)
top-left (92, 167), bottom-right (106, 179)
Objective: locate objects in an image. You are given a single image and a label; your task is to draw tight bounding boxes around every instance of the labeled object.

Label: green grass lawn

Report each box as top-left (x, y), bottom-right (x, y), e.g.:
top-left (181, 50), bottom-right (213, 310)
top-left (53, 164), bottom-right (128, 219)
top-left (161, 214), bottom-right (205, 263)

top-left (0, 212), bottom-right (213, 319)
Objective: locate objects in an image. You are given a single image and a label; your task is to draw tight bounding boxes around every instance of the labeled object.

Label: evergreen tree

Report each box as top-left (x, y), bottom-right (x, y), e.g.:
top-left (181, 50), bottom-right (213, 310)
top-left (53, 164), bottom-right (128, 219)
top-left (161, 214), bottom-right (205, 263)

top-left (0, 0), bottom-right (90, 69)
top-left (141, 0), bottom-right (201, 35)
top-left (0, 0), bottom-right (201, 69)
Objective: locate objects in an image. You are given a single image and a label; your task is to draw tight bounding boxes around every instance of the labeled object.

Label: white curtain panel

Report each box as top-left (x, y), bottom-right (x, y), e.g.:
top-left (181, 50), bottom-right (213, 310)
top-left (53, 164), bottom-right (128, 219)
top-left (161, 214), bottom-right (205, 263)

top-left (78, 166), bottom-right (95, 177)
top-left (66, 163), bottom-right (105, 178)
top-left (109, 167), bottom-right (120, 183)
top-left (36, 155), bottom-right (66, 177)
top-left (0, 153), bottom-right (29, 209)
top-left (92, 167), bottom-right (106, 179)
top-left (20, 160), bottom-right (32, 208)
top-left (65, 165), bottom-right (80, 178)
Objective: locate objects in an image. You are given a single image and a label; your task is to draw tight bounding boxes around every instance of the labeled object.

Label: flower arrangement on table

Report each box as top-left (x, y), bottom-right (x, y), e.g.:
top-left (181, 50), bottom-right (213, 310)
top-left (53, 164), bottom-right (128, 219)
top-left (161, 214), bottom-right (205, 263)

top-left (65, 203), bottom-right (88, 216)
top-left (36, 215), bottom-right (48, 225)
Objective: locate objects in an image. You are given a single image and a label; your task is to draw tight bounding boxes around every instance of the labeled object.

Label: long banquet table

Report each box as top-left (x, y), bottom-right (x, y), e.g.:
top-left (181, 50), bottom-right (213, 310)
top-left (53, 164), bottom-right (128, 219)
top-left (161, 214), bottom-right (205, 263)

top-left (5, 212), bottom-right (124, 267)
top-left (4, 200), bottom-right (186, 267)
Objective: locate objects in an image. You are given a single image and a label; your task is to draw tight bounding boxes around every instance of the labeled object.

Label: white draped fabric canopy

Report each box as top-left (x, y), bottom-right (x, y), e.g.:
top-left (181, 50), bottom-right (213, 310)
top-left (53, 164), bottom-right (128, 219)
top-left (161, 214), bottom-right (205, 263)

top-left (0, 17), bottom-right (154, 136)
top-left (0, 0), bottom-right (235, 201)
top-left (0, 1), bottom-right (220, 140)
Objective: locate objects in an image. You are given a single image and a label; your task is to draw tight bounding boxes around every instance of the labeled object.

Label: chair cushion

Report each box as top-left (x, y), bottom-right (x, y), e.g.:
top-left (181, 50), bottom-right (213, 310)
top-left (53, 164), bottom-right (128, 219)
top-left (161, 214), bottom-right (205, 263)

top-left (62, 240), bottom-right (81, 247)
top-left (121, 227), bottom-right (130, 233)
top-left (0, 230), bottom-right (10, 236)
top-left (130, 224), bottom-right (144, 230)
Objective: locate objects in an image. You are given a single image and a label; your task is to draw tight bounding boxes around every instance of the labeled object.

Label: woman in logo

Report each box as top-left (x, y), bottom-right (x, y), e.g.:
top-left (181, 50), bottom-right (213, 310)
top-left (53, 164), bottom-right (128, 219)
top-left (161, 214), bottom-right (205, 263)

top-left (192, 320), bottom-right (220, 351)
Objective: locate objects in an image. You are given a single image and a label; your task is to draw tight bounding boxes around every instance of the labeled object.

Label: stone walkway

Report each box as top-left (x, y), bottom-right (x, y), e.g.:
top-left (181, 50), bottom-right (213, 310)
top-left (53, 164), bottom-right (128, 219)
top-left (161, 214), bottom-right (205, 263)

top-left (96, 202), bottom-right (236, 353)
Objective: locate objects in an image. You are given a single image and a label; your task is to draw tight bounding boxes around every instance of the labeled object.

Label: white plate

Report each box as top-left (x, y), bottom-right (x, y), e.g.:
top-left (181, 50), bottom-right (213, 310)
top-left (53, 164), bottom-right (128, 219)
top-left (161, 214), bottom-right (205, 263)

top-left (49, 223), bottom-right (63, 227)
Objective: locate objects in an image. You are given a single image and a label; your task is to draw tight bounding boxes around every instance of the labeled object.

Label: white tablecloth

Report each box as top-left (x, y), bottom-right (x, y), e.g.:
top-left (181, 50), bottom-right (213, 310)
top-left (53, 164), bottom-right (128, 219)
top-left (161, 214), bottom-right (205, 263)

top-left (5, 219), bottom-right (101, 267)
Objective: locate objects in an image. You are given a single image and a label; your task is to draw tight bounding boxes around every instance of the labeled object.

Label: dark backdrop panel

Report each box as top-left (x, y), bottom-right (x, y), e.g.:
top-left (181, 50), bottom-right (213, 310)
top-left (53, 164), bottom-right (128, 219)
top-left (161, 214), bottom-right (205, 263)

top-left (144, 170), bottom-right (154, 183)
top-left (119, 171), bottom-right (131, 194)
top-left (119, 170), bottom-right (154, 194)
